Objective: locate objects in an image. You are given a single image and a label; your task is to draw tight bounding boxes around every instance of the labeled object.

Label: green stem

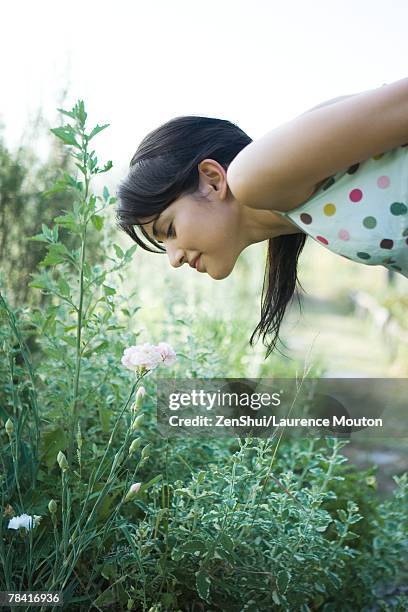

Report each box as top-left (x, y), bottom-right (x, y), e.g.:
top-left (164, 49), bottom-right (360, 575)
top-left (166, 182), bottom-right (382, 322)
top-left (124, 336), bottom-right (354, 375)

top-left (48, 379), bottom-right (140, 592)
top-left (68, 134), bottom-right (90, 463)
top-left (0, 292), bottom-right (41, 485)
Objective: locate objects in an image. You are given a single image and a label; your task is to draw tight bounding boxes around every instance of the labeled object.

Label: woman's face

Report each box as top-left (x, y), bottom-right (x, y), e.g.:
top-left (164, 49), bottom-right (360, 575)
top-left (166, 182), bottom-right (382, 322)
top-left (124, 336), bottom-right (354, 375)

top-left (139, 159), bottom-right (301, 280)
top-left (140, 160), bottom-right (248, 280)
top-left (141, 194), bottom-right (245, 280)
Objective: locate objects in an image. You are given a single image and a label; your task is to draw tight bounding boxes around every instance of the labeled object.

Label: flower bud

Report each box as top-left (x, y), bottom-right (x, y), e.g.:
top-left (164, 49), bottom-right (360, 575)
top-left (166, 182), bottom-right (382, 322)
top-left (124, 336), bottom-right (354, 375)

top-left (57, 451), bottom-right (69, 472)
top-left (48, 499), bottom-right (57, 514)
top-left (128, 437), bottom-right (143, 456)
top-left (131, 386), bottom-right (146, 413)
top-left (141, 443), bottom-right (151, 460)
top-left (124, 482), bottom-right (142, 502)
top-left (131, 413), bottom-right (144, 431)
top-left (5, 418), bottom-right (14, 437)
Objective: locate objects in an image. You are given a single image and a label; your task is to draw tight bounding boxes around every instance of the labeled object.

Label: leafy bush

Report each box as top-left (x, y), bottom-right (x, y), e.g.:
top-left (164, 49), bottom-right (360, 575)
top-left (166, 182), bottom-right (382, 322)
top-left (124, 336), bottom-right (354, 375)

top-left (0, 101), bottom-right (406, 611)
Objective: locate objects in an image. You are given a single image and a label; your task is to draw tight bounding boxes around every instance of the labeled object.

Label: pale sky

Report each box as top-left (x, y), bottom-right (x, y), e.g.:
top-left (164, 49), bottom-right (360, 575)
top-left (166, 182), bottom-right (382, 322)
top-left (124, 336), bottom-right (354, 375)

top-left (2, 0), bottom-right (408, 186)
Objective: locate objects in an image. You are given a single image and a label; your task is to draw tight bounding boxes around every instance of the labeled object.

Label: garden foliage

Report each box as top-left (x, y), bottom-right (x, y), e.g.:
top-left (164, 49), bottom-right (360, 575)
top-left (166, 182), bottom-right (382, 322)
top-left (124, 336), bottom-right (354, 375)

top-left (0, 101), bottom-right (407, 611)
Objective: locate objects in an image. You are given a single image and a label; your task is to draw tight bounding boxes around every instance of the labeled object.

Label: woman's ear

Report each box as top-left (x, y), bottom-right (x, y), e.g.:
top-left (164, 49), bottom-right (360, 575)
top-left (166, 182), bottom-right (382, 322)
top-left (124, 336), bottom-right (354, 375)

top-left (197, 159), bottom-right (229, 199)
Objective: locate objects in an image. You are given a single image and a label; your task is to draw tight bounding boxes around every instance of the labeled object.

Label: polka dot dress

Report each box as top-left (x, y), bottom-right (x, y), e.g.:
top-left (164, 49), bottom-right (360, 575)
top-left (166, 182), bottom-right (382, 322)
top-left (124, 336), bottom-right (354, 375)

top-left (278, 145), bottom-right (408, 278)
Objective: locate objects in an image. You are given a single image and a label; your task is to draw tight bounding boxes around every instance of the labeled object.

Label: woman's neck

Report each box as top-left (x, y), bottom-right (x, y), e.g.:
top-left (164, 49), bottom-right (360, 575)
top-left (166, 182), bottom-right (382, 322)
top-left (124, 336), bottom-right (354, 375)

top-left (240, 204), bottom-right (304, 245)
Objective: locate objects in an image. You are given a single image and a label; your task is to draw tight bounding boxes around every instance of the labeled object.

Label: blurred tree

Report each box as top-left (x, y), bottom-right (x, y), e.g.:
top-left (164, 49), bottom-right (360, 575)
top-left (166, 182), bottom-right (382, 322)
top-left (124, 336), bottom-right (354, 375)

top-left (0, 99), bottom-right (106, 309)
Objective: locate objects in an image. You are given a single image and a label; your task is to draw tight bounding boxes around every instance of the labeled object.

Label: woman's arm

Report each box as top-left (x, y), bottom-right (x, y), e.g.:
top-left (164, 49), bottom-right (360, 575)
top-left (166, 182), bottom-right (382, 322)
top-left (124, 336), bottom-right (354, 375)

top-left (227, 80), bottom-right (407, 212)
top-left (301, 94), bottom-right (357, 114)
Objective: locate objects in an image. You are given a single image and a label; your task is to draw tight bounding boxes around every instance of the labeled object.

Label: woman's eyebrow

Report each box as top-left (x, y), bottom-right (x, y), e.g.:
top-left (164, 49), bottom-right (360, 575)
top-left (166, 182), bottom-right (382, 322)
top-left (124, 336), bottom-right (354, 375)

top-left (152, 218), bottom-right (161, 239)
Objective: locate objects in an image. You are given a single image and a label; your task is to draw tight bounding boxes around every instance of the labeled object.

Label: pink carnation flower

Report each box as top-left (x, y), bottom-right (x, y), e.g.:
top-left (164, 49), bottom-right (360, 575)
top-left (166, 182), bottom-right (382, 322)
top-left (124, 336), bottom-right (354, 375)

top-left (121, 343), bottom-right (162, 371)
top-left (157, 342), bottom-right (177, 366)
top-left (121, 342), bottom-right (177, 373)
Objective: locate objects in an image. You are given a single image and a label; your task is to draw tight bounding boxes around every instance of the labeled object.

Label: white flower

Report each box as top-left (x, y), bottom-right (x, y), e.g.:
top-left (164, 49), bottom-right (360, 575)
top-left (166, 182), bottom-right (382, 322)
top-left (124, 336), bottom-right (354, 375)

top-left (121, 343), bottom-right (162, 372)
top-left (121, 342), bottom-right (177, 373)
top-left (156, 342), bottom-right (177, 366)
top-left (8, 513), bottom-right (42, 531)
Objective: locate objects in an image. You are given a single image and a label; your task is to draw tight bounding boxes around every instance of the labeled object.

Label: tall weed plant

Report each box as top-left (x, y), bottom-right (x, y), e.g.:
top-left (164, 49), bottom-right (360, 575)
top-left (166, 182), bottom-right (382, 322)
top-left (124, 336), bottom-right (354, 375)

top-left (0, 102), bottom-right (407, 611)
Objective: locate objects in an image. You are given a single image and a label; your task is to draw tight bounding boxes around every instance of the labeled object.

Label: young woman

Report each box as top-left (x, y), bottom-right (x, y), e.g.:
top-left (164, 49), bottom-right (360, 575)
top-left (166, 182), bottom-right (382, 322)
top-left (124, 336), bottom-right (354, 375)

top-left (116, 78), bottom-right (408, 357)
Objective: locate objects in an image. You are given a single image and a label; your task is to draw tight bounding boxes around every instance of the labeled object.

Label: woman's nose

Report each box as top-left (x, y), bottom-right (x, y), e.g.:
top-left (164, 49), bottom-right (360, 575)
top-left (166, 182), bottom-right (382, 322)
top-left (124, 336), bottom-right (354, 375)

top-left (167, 247), bottom-right (186, 268)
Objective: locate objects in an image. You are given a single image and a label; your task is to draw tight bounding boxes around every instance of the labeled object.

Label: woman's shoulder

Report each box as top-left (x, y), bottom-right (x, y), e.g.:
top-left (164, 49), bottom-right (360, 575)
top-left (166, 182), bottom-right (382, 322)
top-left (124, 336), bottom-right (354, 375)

top-left (227, 79), bottom-right (408, 215)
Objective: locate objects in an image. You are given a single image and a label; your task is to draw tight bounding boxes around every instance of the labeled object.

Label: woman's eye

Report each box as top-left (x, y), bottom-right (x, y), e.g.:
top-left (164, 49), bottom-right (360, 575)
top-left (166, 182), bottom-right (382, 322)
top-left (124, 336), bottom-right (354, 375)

top-left (167, 222), bottom-right (175, 238)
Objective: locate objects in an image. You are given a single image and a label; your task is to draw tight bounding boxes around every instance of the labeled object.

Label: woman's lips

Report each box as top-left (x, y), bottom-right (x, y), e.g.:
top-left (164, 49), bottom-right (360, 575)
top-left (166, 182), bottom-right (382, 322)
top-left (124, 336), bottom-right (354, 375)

top-left (195, 255), bottom-right (201, 270)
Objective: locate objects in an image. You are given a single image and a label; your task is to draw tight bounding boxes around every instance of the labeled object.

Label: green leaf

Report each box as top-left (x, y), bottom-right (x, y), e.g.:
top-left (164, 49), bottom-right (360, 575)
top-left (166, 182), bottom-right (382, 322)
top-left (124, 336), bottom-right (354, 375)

top-left (61, 335), bottom-right (77, 348)
top-left (83, 340), bottom-right (109, 358)
top-left (28, 278), bottom-right (47, 289)
top-left (56, 107), bottom-right (76, 119)
top-left (76, 100), bottom-right (87, 126)
top-left (91, 214), bottom-right (104, 231)
top-left (97, 160), bottom-right (113, 174)
top-left (57, 277), bottom-right (71, 297)
top-left (113, 244), bottom-right (124, 258)
top-left (54, 212), bottom-right (79, 233)
top-left (27, 233), bottom-right (49, 243)
top-left (337, 509), bottom-right (347, 522)
top-left (196, 569), bottom-right (211, 601)
top-left (219, 533), bottom-right (234, 553)
top-left (277, 569), bottom-right (290, 593)
top-left (348, 513), bottom-right (363, 525)
top-left (39, 243), bottom-right (70, 267)
top-left (103, 186), bottom-right (109, 202)
top-left (181, 540), bottom-right (207, 554)
top-left (103, 285), bottom-right (116, 296)
top-left (75, 163), bottom-right (87, 176)
top-left (40, 426), bottom-right (67, 469)
top-left (41, 223), bottom-right (53, 239)
top-left (124, 244), bottom-right (138, 259)
top-left (50, 126), bottom-right (80, 148)
top-left (43, 312), bottom-right (57, 335)
top-left (88, 124), bottom-right (109, 141)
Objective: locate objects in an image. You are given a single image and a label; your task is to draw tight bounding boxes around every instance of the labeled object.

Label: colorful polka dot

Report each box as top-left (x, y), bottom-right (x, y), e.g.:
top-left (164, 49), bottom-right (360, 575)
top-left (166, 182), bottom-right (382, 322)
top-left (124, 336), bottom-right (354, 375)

top-left (316, 236), bottom-right (329, 245)
top-left (382, 257), bottom-right (396, 264)
top-left (390, 202), bottom-right (407, 216)
top-left (380, 239), bottom-right (394, 249)
top-left (363, 216), bottom-right (377, 229)
top-left (300, 213), bottom-right (312, 224)
top-left (323, 203), bottom-right (336, 216)
top-left (349, 189), bottom-right (363, 202)
top-left (403, 228), bottom-right (408, 237)
top-left (377, 175), bottom-right (390, 189)
top-left (338, 229), bottom-right (350, 241)
top-left (357, 252), bottom-right (371, 260)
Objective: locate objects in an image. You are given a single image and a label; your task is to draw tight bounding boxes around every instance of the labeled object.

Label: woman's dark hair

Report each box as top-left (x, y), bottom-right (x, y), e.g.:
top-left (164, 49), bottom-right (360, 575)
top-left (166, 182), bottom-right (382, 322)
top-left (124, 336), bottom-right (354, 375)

top-left (116, 115), bottom-right (307, 358)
